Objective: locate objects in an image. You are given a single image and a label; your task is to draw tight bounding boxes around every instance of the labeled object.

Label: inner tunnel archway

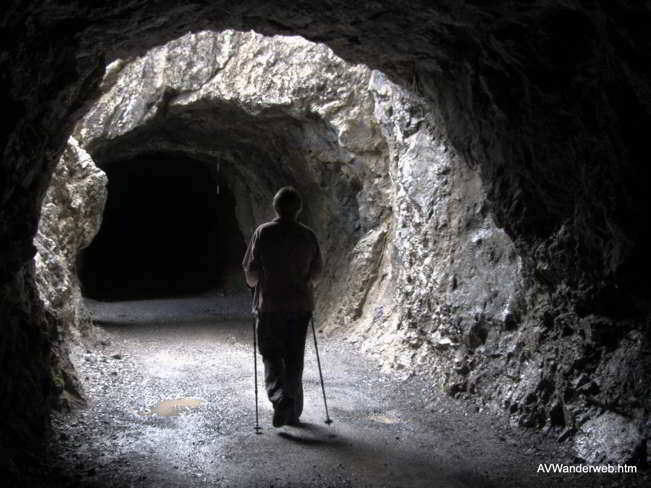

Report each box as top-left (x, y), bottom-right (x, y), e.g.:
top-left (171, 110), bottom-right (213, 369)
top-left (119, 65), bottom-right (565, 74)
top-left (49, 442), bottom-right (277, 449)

top-left (80, 152), bottom-right (245, 301)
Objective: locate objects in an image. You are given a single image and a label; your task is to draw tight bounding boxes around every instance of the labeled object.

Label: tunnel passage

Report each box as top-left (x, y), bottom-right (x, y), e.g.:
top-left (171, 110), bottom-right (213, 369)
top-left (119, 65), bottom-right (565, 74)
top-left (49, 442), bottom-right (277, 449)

top-left (79, 152), bottom-right (245, 301)
top-left (1, 8), bottom-right (648, 478)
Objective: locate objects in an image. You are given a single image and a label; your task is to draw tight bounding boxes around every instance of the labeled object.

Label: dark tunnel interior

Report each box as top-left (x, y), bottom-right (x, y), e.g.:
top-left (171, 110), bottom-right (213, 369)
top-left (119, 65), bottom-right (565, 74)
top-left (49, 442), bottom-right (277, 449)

top-left (79, 152), bottom-right (245, 301)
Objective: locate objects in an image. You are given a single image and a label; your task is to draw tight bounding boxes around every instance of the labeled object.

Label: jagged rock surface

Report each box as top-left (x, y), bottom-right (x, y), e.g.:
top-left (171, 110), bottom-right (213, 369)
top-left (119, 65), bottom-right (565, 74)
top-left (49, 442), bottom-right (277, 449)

top-left (1, 0), bottom-right (650, 476)
top-left (0, 266), bottom-right (55, 475)
top-left (55, 30), bottom-right (649, 465)
top-left (34, 137), bottom-right (107, 339)
top-left (75, 30), bottom-right (389, 323)
top-left (70, 31), bottom-right (524, 393)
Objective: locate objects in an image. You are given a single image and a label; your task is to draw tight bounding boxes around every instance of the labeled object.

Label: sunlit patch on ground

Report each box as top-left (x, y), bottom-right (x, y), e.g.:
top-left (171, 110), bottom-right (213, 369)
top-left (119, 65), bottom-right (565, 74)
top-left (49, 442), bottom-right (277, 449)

top-left (369, 414), bottom-right (400, 424)
top-left (141, 398), bottom-right (205, 417)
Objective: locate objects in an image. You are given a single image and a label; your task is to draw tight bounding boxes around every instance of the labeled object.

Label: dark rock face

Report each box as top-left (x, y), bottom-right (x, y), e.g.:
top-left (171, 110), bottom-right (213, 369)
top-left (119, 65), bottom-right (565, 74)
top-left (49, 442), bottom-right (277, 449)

top-left (0, 266), bottom-right (58, 473)
top-left (1, 0), bottom-right (650, 474)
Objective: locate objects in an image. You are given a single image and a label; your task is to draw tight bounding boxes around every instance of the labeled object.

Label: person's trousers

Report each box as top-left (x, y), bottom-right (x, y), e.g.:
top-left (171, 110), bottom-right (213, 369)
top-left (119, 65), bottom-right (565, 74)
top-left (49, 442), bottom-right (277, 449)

top-left (256, 311), bottom-right (310, 420)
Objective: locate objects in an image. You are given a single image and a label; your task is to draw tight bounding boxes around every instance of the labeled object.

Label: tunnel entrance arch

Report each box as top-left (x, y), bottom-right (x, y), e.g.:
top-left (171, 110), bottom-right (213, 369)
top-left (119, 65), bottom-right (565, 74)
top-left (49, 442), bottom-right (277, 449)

top-left (79, 151), bottom-right (245, 301)
top-left (44, 28), bottom-right (524, 397)
top-left (38, 28), bottom-right (527, 425)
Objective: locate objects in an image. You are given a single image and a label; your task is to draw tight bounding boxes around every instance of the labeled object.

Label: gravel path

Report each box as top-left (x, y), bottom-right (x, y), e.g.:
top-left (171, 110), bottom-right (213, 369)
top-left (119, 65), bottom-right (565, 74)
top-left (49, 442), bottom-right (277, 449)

top-left (36, 295), bottom-right (645, 487)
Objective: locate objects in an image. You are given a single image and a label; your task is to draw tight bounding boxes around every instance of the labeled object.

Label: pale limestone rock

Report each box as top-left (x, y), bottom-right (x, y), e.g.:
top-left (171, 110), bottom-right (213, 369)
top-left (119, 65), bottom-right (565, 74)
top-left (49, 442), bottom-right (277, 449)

top-left (575, 412), bottom-right (644, 465)
top-left (34, 138), bottom-right (107, 337)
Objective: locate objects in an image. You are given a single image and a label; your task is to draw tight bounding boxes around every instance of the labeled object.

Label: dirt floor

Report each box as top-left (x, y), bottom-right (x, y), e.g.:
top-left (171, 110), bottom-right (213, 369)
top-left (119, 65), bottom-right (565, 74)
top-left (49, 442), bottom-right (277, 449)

top-left (32, 294), bottom-right (647, 487)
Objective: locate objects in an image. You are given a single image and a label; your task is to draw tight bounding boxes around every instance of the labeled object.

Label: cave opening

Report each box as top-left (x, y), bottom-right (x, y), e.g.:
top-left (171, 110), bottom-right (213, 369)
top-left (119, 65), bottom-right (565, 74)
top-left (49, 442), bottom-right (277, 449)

top-left (79, 151), bottom-right (245, 301)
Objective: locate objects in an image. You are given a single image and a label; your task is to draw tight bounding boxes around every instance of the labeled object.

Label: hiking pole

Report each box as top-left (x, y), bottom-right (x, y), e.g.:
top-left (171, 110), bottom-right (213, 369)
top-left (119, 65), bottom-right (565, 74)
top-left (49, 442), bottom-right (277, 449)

top-left (310, 316), bottom-right (333, 425)
top-left (252, 312), bottom-right (262, 434)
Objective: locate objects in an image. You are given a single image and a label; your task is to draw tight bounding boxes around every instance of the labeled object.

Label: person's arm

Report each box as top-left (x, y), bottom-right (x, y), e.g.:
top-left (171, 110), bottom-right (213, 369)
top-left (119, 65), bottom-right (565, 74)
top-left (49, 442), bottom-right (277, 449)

top-left (242, 229), bottom-right (261, 287)
top-left (308, 233), bottom-right (323, 285)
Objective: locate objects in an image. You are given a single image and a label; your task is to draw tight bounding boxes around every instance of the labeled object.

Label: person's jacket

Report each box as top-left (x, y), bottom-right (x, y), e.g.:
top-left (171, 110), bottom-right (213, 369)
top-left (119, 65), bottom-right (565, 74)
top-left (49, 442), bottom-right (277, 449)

top-left (242, 216), bottom-right (322, 312)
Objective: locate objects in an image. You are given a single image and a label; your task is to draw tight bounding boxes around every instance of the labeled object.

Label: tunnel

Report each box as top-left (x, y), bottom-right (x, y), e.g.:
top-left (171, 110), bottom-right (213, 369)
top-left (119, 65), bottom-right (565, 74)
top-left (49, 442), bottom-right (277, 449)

top-left (1, 2), bottom-right (651, 486)
top-left (79, 152), bottom-right (245, 301)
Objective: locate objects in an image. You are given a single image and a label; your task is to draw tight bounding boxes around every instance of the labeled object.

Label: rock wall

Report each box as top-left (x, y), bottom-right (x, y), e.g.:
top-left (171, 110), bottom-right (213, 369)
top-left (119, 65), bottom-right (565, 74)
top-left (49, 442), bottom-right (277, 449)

top-left (37, 26), bottom-right (651, 464)
top-left (34, 137), bottom-right (107, 339)
top-left (1, 0), bottom-right (650, 475)
top-left (370, 71), bottom-right (649, 464)
top-left (354, 71), bottom-right (525, 375)
top-left (0, 267), bottom-right (55, 477)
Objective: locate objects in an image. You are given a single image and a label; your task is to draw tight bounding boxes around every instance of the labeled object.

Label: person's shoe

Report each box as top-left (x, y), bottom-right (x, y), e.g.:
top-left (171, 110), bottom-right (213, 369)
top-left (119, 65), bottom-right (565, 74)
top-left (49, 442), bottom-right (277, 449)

top-left (272, 408), bottom-right (285, 427)
top-left (272, 399), bottom-right (294, 427)
top-left (286, 416), bottom-right (301, 427)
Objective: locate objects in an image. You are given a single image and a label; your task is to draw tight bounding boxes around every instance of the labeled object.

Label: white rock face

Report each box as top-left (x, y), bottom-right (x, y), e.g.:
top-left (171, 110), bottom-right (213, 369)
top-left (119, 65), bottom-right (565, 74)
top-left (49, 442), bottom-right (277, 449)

top-left (354, 71), bottom-right (525, 383)
top-left (34, 138), bottom-right (107, 337)
top-left (575, 412), bottom-right (644, 465)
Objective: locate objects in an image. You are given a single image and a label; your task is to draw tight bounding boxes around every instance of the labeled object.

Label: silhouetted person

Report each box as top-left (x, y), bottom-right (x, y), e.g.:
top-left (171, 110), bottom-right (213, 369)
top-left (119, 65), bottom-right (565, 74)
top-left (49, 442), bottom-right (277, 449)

top-left (242, 186), bottom-right (323, 427)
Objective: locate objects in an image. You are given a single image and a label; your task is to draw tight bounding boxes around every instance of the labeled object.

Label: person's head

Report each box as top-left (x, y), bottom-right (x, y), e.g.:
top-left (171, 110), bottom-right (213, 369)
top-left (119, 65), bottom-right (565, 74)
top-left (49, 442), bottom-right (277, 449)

top-left (273, 186), bottom-right (302, 219)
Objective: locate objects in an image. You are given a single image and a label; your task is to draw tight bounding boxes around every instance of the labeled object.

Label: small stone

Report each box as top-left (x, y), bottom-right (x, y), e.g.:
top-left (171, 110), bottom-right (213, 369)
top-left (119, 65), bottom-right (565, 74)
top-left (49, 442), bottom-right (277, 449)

top-left (557, 427), bottom-right (574, 442)
top-left (575, 412), bottom-right (644, 464)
